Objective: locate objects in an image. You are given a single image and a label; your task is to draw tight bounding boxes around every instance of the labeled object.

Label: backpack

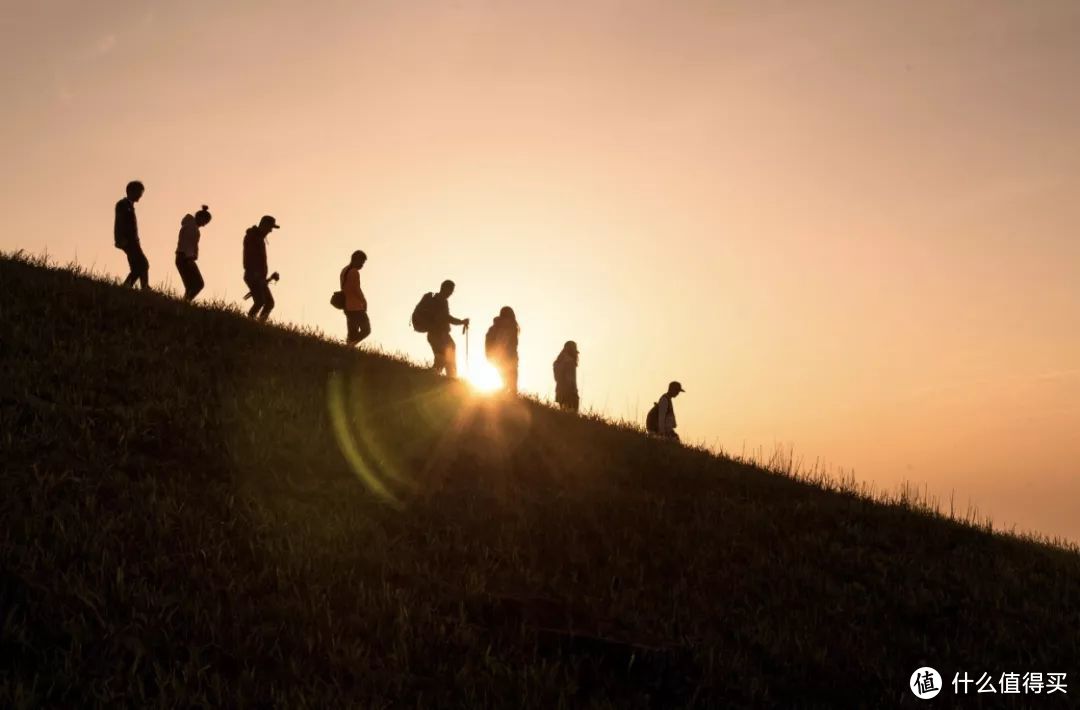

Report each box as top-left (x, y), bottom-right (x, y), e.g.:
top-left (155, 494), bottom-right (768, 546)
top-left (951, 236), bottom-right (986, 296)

top-left (411, 293), bottom-right (437, 333)
top-left (485, 325), bottom-right (498, 358)
top-left (645, 402), bottom-right (659, 433)
top-left (114, 200), bottom-right (132, 249)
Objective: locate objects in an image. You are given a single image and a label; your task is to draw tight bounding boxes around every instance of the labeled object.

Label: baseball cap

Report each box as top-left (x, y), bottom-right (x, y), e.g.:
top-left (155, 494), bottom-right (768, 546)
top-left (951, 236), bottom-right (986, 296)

top-left (258, 215), bottom-right (280, 230)
top-left (669, 381), bottom-right (686, 393)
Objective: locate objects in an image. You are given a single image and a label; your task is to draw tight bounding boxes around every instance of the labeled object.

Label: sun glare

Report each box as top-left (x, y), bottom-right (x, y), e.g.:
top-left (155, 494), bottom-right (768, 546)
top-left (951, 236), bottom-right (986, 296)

top-left (467, 361), bottom-right (504, 394)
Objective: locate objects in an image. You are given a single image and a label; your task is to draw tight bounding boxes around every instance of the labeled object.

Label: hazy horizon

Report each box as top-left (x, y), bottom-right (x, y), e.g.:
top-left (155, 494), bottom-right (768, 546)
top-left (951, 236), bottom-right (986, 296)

top-left (3, 1), bottom-right (1078, 540)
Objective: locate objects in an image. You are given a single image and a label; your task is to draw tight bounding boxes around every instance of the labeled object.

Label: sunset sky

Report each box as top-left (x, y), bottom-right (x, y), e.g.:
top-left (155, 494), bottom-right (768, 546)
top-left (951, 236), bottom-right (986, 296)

top-left (3, 1), bottom-right (1078, 540)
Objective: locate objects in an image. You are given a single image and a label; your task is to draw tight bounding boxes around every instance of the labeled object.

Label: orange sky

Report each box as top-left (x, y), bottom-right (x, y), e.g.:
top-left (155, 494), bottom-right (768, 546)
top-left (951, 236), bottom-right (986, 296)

top-left (2, 1), bottom-right (1078, 541)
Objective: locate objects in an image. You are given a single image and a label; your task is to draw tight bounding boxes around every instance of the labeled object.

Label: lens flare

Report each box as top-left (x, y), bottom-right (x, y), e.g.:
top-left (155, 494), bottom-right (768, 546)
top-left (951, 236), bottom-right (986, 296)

top-left (326, 370), bottom-right (402, 505)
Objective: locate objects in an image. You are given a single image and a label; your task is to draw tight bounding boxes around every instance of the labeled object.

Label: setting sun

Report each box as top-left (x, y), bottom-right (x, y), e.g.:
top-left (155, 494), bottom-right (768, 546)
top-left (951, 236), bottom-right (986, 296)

top-left (467, 360), bottom-right (504, 394)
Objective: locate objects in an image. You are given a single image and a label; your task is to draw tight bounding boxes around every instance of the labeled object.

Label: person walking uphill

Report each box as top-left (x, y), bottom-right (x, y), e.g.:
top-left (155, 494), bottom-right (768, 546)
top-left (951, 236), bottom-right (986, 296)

top-left (243, 215), bottom-right (280, 322)
top-left (412, 280), bottom-right (469, 378)
top-left (485, 307), bottom-right (520, 394)
top-left (340, 250), bottom-right (370, 345)
top-left (114, 180), bottom-right (150, 290)
top-left (175, 205), bottom-right (212, 301)
top-left (646, 381), bottom-right (686, 441)
top-left (553, 341), bottom-right (580, 412)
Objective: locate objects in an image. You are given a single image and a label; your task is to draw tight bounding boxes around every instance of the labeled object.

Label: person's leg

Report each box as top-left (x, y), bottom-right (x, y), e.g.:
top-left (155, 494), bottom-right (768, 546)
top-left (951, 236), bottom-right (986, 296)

top-left (356, 312), bottom-right (372, 343)
top-left (258, 284), bottom-right (275, 322)
top-left (495, 362), bottom-right (510, 392)
top-left (444, 336), bottom-right (458, 378)
top-left (188, 261), bottom-right (204, 301)
top-left (428, 332), bottom-right (445, 373)
top-left (124, 247), bottom-right (139, 288)
top-left (133, 245), bottom-right (150, 290)
top-left (245, 275), bottom-right (262, 318)
top-left (177, 255), bottom-right (198, 300)
top-left (175, 254), bottom-right (188, 296)
top-left (508, 360), bottom-right (519, 394)
top-left (345, 311), bottom-right (361, 345)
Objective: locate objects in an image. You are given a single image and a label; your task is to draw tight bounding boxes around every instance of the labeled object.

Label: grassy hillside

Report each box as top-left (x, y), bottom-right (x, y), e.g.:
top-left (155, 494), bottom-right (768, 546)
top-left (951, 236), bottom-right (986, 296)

top-left (2, 254), bottom-right (1078, 708)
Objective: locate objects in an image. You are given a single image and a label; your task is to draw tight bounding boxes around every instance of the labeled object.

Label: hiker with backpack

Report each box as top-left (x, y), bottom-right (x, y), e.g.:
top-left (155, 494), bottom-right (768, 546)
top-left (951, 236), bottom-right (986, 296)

top-left (242, 215), bottom-right (280, 322)
top-left (175, 205), bottom-right (212, 301)
top-left (553, 340), bottom-right (579, 412)
top-left (485, 306), bottom-right (520, 394)
top-left (646, 381), bottom-right (686, 441)
top-left (114, 180), bottom-right (150, 290)
top-left (338, 250), bottom-right (370, 346)
top-left (412, 280), bottom-right (469, 377)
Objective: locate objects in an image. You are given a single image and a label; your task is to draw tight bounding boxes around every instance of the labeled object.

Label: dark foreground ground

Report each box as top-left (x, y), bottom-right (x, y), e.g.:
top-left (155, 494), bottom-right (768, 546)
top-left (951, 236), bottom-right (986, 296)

top-left (1, 255), bottom-right (1078, 708)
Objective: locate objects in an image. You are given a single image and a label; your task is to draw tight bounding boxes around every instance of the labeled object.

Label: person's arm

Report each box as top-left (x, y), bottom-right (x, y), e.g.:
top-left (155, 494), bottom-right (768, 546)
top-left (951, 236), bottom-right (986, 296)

top-left (344, 268), bottom-right (362, 300)
top-left (115, 201), bottom-right (135, 244)
top-left (449, 314), bottom-right (468, 327)
top-left (177, 222), bottom-right (194, 258)
top-left (129, 204), bottom-right (139, 243)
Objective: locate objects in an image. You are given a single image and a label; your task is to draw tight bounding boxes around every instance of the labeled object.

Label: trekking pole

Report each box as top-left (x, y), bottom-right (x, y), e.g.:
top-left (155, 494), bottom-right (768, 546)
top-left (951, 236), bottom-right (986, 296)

top-left (463, 321), bottom-right (470, 379)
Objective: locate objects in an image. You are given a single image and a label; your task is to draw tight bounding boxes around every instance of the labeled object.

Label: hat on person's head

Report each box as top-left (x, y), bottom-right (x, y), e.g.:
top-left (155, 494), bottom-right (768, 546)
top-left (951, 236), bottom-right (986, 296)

top-left (669, 381), bottom-right (686, 394)
top-left (258, 215), bottom-right (280, 231)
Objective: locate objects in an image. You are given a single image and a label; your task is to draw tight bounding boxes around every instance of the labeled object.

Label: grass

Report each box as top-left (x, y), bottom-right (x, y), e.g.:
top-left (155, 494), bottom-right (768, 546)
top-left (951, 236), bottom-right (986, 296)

top-left (1, 252), bottom-right (1078, 708)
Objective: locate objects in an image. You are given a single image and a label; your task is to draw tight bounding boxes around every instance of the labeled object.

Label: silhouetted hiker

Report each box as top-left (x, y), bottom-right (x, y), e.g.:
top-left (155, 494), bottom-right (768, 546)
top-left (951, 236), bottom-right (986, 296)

top-left (485, 306), bottom-right (520, 393)
top-left (553, 340), bottom-right (579, 412)
top-left (340, 250), bottom-right (370, 345)
top-left (412, 280), bottom-right (469, 377)
top-left (646, 381), bottom-right (686, 440)
top-left (243, 215), bottom-right (280, 321)
top-left (114, 180), bottom-right (150, 289)
top-left (175, 205), bottom-right (212, 301)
